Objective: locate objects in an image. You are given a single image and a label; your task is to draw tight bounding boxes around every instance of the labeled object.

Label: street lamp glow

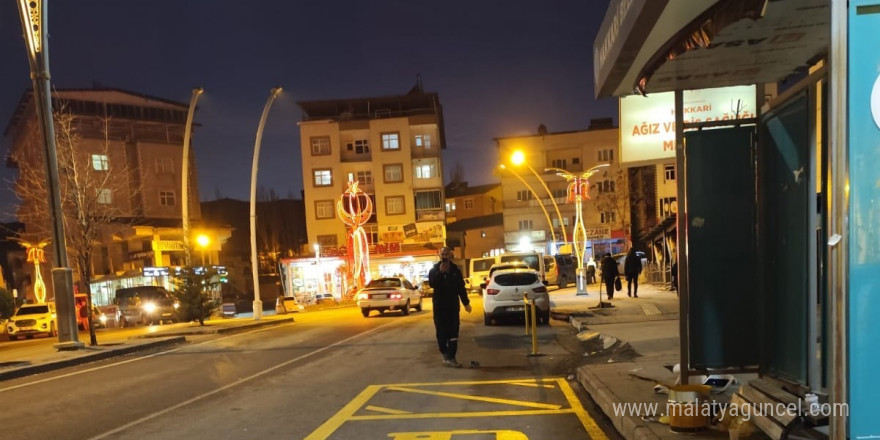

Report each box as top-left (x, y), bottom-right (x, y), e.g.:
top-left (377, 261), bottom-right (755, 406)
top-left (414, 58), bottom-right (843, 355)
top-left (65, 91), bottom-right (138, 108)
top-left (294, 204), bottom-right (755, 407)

top-left (519, 236), bottom-right (532, 252)
top-left (509, 149), bottom-right (568, 243)
top-left (511, 150), bottom-right (525, 166)
top-left (196, 234), bottom-right (210, 248)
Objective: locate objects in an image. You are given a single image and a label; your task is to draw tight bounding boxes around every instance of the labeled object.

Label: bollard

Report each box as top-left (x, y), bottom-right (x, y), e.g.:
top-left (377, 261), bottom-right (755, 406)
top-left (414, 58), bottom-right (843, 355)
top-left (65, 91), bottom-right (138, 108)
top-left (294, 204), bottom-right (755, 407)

top-left (523, 293), bottom-right (531, 335)
top-left (529, 297), bottom-right (539, 355)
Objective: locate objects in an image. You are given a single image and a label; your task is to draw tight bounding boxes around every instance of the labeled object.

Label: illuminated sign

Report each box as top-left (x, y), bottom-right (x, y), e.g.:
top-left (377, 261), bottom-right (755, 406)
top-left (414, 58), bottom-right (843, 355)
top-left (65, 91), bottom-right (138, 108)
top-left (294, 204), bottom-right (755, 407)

top-left (143, 266), bottom-right (170, 277)
top-left (585, 227), bottom-right (611, 241)
top-left (619, 85), bottom-right (756, 164)
top-left (152, 240), bottom-right (185, 251)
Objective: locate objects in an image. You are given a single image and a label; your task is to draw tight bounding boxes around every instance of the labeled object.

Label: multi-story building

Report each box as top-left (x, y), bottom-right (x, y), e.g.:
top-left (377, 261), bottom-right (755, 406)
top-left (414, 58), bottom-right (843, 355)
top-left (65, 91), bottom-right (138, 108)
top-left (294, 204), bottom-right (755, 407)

top-left (444, 182), bottom-right (504, 259)
top-left (4, 88), bottom-right (230, 305)
top-left (287, 86), bottom-right (446, 301)
top-left (494, 119), bottom-right (625, 260)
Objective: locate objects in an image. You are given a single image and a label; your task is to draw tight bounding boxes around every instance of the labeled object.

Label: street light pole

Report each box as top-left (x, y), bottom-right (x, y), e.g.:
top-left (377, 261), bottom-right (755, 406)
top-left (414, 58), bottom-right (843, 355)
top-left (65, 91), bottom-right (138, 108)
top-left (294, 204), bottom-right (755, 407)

top-left (17, 0), bottom-right (80, 349)
top-left (181, 87), bottom-right (204, 268)
top-left (511, 151), bottom-right (568, 245)
top-left (499, 164), bottom-right (556, 246)
top-left (249, 87), bottom-right (283, 320)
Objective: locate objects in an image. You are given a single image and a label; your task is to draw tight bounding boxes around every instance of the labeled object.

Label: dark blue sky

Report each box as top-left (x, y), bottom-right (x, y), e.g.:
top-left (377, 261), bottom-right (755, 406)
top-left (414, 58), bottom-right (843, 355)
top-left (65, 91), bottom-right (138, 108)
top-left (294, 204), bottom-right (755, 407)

top-left (0, 0), bottom-right (617, 220)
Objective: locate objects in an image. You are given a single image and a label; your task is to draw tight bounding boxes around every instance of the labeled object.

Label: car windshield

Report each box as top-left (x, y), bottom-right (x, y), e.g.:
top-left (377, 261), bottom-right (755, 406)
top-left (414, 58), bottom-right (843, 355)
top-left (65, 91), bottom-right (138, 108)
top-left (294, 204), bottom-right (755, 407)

top-left (16, 305), bottom-right (50, 315)
top-left (494, 273), bottom-right (539, 286)
top-left (366, 278), bottom-right (401, 288)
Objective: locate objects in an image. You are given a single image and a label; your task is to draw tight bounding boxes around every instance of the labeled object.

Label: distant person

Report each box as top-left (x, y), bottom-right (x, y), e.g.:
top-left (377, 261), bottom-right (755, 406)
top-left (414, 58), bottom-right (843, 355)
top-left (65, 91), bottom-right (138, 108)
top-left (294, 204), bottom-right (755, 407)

top-left (624, 248), bottom-right (643, 298)
top-left (586, 257), bottom-right (597, 284)
top-left (600, 252), bottom-right (619, 300)
top-left (428, 247), bottom-right (472, 368)
top-left (671, 260), bottom-right (678, 291)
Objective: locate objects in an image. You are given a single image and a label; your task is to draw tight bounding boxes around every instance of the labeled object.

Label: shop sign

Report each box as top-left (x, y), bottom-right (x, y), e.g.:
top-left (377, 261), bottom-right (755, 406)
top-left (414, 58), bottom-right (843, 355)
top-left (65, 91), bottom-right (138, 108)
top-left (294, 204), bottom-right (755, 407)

top-left (504, 230), bottom-right (547, 244)
top-left (152, 240), bottom-right (185, 251)
top-left (381, 222), bottom-right (444, 244)
top-left (143, 266), bottom-right (170, 277)
top-left (620, 85), bottom-right (756, 164)
top-left (403, 223), bottom-right (418, 238)
top-left (128, 250), bottom-right (154, 261)
top-left (585, 227), bottom-right (611, 240)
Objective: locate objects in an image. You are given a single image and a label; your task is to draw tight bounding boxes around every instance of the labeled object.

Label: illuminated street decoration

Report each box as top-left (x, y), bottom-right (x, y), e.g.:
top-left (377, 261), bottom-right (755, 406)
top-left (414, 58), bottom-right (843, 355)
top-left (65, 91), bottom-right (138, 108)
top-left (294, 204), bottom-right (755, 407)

top-left (337, 180), bottom-right (373, 292)
top-left (547, 165), bottom-right (610, 278)
top-left (22, 239), bottom-right (49, 303)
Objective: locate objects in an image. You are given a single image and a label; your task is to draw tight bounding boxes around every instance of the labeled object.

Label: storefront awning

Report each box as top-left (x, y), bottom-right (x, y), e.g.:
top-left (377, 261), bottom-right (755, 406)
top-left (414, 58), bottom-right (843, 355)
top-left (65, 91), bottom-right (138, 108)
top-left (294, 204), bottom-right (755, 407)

top-left (594, 0), bottom-right (829, 98)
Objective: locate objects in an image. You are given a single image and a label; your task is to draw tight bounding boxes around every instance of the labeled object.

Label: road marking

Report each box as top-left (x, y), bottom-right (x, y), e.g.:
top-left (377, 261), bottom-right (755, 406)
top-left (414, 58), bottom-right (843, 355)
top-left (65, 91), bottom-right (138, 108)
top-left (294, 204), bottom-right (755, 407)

top-left (385, 386), bottom-right (562, 409)
top-left (84, 320), bottom-right (404, 440)
top-left (305, 378), bottom-right (609, 440)
top-left (641, 303), bottom-right (662, 315)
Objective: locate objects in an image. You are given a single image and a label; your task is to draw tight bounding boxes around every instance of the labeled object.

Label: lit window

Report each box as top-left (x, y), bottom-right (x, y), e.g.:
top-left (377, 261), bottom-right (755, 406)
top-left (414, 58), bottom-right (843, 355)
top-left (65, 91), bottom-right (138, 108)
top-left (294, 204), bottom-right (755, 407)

top-left (159, 191), bottom-right (175, 206)
top-left (313, 169), bottom-right (332, 187)
top-left (347, 170), bottom-right (373, 185)
top-left (414, 134), bottom-right (432, 148)
top-left (311, 137), bottom-right (331, 155)
top-left (92, 154), bottom-right (109, 171)
top-left (384, 164), bottom-right (403, 182)
top-left (386, 196), bottom-right (405, 215)
top-left (96, 188), bottom-right (112, 204)
top-left (445, 202), bottom-right (456, 213)
top-left (315, 200), bottom-right (334, 219)
top-left (415, 164), bottom-right (436, 179)
top-left (381, 132), bottom-right (400, 150)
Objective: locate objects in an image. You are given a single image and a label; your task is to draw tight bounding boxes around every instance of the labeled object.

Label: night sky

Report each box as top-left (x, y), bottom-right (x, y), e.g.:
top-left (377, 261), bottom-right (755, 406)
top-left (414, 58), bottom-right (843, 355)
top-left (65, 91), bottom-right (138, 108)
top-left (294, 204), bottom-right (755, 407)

top-left (0, 0), bottom-right (618, 221)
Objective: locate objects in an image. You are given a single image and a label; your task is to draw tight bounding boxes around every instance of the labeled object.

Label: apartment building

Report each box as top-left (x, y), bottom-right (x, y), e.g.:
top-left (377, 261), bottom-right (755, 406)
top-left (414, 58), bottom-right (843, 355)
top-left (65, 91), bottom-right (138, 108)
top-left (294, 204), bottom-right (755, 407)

top-left (287, 86), bottom-right (445, 301)
top-left (444, 182), bottom-right (504, 259)
top-left (4, 88), bottom-right (230, 304)
top-left (494, 119), bottom-right (626, 260)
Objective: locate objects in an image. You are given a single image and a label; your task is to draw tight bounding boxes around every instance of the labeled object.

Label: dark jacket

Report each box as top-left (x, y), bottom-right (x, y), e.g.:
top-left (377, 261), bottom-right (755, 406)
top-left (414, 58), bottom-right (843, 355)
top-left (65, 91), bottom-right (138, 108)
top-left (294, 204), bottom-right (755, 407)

top-left (428, 260), bottom-right (470, 313)
top-left (600, 255), bottom-right (619, 280)
top-left (624, 250), bottom-right (643, 278)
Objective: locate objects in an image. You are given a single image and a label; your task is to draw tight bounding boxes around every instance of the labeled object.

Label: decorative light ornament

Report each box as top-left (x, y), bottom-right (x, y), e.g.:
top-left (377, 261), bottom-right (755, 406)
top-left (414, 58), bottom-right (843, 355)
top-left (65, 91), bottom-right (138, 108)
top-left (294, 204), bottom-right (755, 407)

top-left (337, 180), bottom-right (373, 294)
top-left (22, 239), bottom-right (49, 303)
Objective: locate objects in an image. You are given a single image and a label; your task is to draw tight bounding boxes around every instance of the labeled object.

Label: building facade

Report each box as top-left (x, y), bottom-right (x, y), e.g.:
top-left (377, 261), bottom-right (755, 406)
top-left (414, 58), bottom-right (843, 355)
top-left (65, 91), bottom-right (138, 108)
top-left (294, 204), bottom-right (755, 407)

top-left (5, 88), bottom-right (229, 305)
top-left (444, 182), bottom-right (504, 259)
top-left (495, 119), bottom-right (626, 260)
top-left (292, 87), bottom-right (446, 298)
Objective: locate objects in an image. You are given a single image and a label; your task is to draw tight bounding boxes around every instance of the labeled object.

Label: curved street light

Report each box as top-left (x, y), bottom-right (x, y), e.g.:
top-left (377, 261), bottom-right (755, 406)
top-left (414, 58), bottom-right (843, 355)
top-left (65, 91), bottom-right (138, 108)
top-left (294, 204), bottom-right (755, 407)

top-left (511, 150), bottom-right (568, 244)
top-left (181, 87), bottom-right (204, 267)
top-left (499, 164), bottom-right (556, 246)
top-left (249, 87), bottom-right (283, 320)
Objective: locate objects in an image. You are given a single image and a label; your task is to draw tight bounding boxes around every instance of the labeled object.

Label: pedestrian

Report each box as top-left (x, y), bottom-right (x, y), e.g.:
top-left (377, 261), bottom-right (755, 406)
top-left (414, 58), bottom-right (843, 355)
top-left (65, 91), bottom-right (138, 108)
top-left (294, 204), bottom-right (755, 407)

top-left (586, 257), bottom-right (597, 284)
top-left (428, 246), bottom-right (472, 368)
top-left (671, 260), bottom-right (678, 291)
top-left (624, 248), bottom-right (643, 298)
top-left (600, 252), bottom-right (619, 300)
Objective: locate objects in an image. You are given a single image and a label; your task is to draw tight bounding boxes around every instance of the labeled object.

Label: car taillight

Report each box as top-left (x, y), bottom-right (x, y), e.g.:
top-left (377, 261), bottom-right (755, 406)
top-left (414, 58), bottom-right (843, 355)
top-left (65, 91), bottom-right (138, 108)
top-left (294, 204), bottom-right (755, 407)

top-left (486, 288), bottom-right (500, 295)
top-left (532, 286), bottom-right (547, 293)
top-left (390, 293), bottom-right (402, 299)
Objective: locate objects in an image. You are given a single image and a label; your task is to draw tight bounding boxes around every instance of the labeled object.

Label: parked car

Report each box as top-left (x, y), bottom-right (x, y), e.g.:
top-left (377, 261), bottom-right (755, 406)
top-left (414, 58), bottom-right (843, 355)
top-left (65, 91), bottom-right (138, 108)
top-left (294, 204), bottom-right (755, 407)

top-left (419, 280), bottom-right (434, 297)
top-left (613, 251), bottom-right (648, 279)
top-left (543, 254), bottom-right (578, 289)
top-left (275, 296), bottom-right (301, 314)
top-left (482, 268), bottom-right (550, 326)
top-left (468, 256), bottom-right (500, 293)
top-left (6, 302), bottom-right (57, 340)
top-left (114, 286), bottom-right (178, 326)
top-left (498, 252), bottom-right (546, 281)
top-left (314, 293), bottom-right (337, 304)
top-left (357, 277), bottom-right (423, 317)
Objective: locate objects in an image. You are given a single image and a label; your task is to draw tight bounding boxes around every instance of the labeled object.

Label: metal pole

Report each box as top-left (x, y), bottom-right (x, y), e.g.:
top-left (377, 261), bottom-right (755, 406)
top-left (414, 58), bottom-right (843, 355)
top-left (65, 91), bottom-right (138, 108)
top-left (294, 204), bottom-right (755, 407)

top-left (523, 293), bottom-right (530, 335)
top-left (674, 89), bottom-right (690, 385)
top-left (181, 87), bottom-right (204, 268)
top-left (500, 165), bottom-right (556, 244)
top-left (250, 87), bottom-right (283, 320)
top-left (525, 163), bottom-right (568, 244)
top-left (17, 0), bottom-right (80, 348)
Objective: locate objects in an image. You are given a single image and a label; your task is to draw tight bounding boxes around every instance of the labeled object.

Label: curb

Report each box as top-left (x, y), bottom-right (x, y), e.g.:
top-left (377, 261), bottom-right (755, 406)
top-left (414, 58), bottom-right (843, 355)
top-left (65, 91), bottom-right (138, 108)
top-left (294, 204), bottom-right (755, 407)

top-left (131, 317), bottom-right (295, 339)
top-left (0, 336), bottom-right (185, 382)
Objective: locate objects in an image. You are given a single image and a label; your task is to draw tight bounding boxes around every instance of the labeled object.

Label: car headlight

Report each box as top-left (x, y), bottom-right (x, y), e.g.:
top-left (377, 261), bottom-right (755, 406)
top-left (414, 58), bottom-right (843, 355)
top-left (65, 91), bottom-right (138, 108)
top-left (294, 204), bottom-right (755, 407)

top-left (358, 293), bottom-right (367, 300)
top-left (173, 302), bottom-right (180, 309)
top-left (99, 314), bottom-right (107, 324)
top-left (143, 302), bottom-right (157, 313)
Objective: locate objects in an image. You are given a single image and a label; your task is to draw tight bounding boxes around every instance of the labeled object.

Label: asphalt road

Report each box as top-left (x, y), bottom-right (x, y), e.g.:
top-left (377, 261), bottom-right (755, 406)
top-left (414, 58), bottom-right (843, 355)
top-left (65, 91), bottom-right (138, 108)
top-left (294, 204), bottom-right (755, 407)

top-left (0, 296), bottom-right (619, 440)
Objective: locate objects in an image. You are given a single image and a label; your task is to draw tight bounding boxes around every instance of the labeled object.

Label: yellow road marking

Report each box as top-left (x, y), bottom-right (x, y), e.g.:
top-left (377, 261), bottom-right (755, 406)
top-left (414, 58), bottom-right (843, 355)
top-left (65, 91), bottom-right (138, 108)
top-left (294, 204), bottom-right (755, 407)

top-left (365, 405), bottom-right (412, 415)
top-left (383, 378), bottom-right (558, 387)
top-left (350, 408), bottom-right (576, 420)
top-left (305, 385), bottom-right (382, 440)
top-left (558, 379), bottom-right (609, 440)
top-left (508, 381), bottom-right (556, 389)
top-left (388, 429), bottom-right (528, 440)
top-left (385, 386), bottom-right (562, 410)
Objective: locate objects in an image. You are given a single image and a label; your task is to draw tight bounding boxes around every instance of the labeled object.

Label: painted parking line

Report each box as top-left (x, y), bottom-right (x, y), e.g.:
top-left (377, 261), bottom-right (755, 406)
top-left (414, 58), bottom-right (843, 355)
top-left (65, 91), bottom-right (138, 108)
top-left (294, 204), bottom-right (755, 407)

top-left (305, 378), bottom-right (608, 440)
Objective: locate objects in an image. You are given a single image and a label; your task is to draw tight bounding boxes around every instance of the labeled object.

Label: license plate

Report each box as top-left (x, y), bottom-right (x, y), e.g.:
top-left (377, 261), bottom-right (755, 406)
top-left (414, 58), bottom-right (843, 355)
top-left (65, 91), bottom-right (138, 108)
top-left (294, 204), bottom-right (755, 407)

top-left (372, 294), bottom-right (386, 299)
top-left (510, 306), bottom-right (524, 312)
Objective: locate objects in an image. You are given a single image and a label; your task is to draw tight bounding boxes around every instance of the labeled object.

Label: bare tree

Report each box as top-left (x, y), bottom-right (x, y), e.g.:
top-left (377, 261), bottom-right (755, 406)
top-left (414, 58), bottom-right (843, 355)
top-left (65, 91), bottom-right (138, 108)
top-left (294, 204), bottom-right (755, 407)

top-left (590, 168), bottom-right (640, 249)
top-left (11, 104), bottom-right (134, 345)
top-left (449, 161), bottom-right (465, 184)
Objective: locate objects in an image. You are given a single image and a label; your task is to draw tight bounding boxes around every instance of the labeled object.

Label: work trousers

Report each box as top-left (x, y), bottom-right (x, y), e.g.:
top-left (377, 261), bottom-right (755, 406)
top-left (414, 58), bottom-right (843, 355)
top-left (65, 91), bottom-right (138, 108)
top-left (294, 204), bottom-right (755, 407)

top-left (433, 311), bottom-right (461, 360)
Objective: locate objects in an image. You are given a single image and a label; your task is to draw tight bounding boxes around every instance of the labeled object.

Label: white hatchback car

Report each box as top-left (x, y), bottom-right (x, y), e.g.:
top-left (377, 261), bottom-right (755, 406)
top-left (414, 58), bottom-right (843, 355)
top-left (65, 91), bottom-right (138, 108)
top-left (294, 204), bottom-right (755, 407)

top-left (6, 302), bottom-right (57, 340)
top-left (357, 277), bottom-right (423, 317)
top-left (482, 268), bottom-right (550, 326)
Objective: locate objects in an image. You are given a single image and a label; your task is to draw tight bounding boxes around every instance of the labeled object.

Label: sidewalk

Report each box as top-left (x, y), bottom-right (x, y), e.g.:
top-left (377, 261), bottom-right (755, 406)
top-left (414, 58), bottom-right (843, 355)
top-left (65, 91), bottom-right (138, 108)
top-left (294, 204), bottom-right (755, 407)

top-left (552, 282), bottom-right (754, 440)
top-left (0, 313), bottom-right (294, 382)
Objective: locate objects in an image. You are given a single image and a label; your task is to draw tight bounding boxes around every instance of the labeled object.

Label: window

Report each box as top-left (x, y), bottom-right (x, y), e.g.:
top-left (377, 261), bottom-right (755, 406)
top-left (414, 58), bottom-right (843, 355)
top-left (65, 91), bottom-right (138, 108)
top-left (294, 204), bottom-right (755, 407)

top-left (414, 163), bottom-right (436, 179)
top-left (464, 198), bottom-right (474, 209)
top-left (381, 132), bottom-right (400, 150)
top-left (92, 154), bottom-right (109, 171)
top-left (313, 169), bottom-right (332, 187)
top-left (445, 202), bottom-right (456, 213)
top-left (415, 190), bottom-right (442, 210)
top-left (311, 137), bottom-right (331, 155)
top-left (364, 224), bottom-right (378, 244)
top-left (516, 190), bottom-right (533, 201)
top-left (598, 149), bottom-right (615, 162)
top-left (551, 158), bottom-right (567, 169)
top-left (347, 170), bottom-right (373, 185)
top-left (552, 188), bottom-right (567, 198)
top-left (315, 200), bottom-right (334, 219)
top-left (597, 180), bottom-right (615, 193)
top-left (518, 219), bottom-right (533, 230)
top-left (552, 217), bottom-right (571, 227)
top-left (572, 157), bottom-right (580, 164)
top-left (346, 139), bottom-right (370, 154)
top-left (383, 164), bottom-right (403, 182)
top-left (601, 211), bottom-right (616, 223)
top-left (386, 196), bottom-right (405, 215)
top-left (96, 188), bottom-right (112, 204)
top-left (155, 157), bottom-right (174, 174)
top-left (317, 234), bottom-right (338, 247)
top-left (665, 164), bottom-right (676, 181)
top-left (414, 134), bottom-right (432, 149)
top-left (159, 191), bottom-right (175, 206)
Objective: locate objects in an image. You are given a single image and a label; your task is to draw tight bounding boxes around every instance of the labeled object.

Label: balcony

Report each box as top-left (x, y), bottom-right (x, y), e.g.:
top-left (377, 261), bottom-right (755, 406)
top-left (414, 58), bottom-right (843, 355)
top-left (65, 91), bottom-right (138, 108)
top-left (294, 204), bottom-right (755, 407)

top-left (415, 209), bottom-right (445, 222)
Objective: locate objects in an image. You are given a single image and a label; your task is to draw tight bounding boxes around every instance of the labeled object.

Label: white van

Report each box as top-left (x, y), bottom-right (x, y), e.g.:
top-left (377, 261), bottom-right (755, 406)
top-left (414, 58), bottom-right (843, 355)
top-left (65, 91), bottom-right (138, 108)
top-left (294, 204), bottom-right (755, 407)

top-left (468, 256), bottom-right (500, 293)
top-left (498, 252), bottom-right (547, 284)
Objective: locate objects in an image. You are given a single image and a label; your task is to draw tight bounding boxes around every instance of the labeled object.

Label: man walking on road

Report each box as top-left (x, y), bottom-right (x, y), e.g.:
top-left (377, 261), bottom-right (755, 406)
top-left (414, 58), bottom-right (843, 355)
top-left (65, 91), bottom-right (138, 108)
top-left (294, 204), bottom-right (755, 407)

top-left (428, 247), bottom-right (472, 368)
top-left (624, 248), bottom-right (643, 298)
